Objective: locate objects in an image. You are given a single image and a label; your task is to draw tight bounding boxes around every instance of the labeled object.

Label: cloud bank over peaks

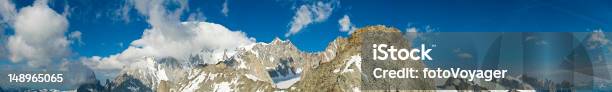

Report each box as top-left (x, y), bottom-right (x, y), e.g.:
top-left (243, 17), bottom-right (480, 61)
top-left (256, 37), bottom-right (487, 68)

top-left (83, 22), bottom-right (255, 77)
top-left (285, 1), bottom-right (338, 37)
top-left (83, 0), bottom-right (255, 79)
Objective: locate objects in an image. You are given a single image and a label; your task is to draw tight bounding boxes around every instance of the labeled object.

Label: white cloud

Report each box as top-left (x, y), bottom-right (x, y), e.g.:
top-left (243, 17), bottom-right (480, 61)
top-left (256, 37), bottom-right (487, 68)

top-left (525, 34), bottom-right (549, 46)
top-left (222, 0), bottom-right (229, 16)
top-left (130, 0), bottom-right (189, 40)
top-left (114, 1), bottom-right (132, 23)
top-left (69, 31), bottom-right (83, 45)
top-left (285, 1), bottom-right (337, 37)
top-left (187, 10), bottom-right (205, 21)
top-left (0, 0), bottom-right (109, 88)
top-left (7, 0), bottom-right (71, 67)
top-left (453, 48), bottom-right (473, 61)
top-left (338, 14), bottom-right (356, 34)
top-left (406, 27), bottom-right (417, 32)
top-left (0, 0), bottom-right (10, 58)
top-left (82, 56), bottom-right (124, 71)
top-left (286, 6), bottom-right (313, 37)
top-left (0, 28), bottom-right (5, 59)
top-left (404, 27), bottom-right (417, 41)
top-left (69, 31), bottom-right (82, 40)
top-left (0, 0), bottom-right (16, 25)
top-left (310, 2), bottom-right (334, 22)
top-left (61, 1), bottom-right (73, 17)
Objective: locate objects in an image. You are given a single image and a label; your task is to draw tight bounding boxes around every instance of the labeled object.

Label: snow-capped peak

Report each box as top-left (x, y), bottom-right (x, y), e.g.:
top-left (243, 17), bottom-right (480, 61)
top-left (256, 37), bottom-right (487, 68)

top-left (271, 37), bottom-right (288, 45)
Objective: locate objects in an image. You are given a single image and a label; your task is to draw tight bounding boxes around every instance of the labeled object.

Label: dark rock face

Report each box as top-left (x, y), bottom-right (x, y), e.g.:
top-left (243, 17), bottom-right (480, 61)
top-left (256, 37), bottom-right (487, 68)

top-left (109, 74), bottom-right (152, 92)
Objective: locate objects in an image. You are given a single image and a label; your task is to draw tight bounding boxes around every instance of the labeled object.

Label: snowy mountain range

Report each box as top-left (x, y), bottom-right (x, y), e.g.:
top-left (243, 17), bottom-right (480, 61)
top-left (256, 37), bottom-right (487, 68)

top-left (73, 25), bottom-right (415, 92)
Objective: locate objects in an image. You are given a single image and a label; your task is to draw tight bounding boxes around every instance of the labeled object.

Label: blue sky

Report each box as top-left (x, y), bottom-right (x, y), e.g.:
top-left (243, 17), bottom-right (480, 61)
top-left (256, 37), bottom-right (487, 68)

top-left (3, 0), bottom-right (611, 58)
